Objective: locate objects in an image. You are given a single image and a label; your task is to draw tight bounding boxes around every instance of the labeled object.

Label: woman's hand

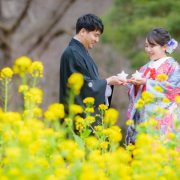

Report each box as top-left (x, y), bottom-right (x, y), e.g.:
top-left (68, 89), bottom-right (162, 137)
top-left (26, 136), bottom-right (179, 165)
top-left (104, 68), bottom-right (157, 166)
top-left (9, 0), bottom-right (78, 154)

top-left (127, 77), bottom-right (147, 85)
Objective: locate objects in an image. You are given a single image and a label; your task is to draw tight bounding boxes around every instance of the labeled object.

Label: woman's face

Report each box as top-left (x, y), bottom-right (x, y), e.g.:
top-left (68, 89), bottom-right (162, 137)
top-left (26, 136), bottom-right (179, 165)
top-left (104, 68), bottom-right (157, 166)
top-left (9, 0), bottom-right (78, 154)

top-left (145, 39), bottom-right (167, 61)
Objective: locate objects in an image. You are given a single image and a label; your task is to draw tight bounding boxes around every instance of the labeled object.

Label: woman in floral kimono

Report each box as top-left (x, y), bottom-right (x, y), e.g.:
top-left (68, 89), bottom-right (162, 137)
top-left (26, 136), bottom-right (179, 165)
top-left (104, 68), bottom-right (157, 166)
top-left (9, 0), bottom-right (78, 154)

top-left (125, 28), bottom-right (180, 145)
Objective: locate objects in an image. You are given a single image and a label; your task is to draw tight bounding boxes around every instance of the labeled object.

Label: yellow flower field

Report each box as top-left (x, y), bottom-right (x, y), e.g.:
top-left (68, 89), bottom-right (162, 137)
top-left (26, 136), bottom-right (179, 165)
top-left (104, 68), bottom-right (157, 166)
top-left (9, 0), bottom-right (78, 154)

top-left (0, 56), bottom-right (179, 179)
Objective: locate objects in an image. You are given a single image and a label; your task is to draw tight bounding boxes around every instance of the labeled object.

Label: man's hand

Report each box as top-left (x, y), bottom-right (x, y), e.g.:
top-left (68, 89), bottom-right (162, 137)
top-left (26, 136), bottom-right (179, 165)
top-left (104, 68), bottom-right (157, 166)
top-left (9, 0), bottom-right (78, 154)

top-left (106, 76), bottom-right (125, 85)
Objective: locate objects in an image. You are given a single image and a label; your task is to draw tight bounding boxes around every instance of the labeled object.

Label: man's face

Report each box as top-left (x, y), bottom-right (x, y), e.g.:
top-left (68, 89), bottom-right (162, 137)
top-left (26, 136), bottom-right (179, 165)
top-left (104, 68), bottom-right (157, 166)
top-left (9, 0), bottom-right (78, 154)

top-left (81, 29), bottom-right (101, 49)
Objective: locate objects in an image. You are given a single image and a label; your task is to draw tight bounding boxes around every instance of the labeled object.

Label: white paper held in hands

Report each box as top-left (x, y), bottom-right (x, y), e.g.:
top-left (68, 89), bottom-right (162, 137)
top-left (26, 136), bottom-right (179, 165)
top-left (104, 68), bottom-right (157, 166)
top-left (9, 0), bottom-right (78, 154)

top-left (117, 70), bottom-right (128, 80)
top-left (131, 70), bottom-right (143, 80)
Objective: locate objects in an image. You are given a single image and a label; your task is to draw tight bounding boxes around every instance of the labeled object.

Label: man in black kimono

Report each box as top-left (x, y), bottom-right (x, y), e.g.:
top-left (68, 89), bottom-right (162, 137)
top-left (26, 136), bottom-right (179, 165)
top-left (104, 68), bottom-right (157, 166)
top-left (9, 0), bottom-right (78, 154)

top-left (60, 14), bottom-right (122, 122)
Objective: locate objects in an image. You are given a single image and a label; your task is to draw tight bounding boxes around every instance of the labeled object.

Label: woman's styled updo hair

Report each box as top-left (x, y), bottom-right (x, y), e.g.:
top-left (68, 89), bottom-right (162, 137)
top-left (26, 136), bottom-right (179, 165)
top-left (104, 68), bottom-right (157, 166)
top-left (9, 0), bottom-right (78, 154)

top-left (147, 28), bottom-right (171, 46)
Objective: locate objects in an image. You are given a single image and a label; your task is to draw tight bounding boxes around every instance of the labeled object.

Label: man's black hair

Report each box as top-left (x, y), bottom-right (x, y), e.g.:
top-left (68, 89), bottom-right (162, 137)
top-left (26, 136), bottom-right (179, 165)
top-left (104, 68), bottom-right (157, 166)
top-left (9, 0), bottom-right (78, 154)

top-left (76, 13), bottom-right (104, 34)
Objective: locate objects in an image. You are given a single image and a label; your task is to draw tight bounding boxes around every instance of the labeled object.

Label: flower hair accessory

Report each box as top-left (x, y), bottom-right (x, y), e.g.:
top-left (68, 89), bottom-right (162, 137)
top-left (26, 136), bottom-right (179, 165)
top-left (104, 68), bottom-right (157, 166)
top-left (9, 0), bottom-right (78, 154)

top-left (166, 39), bottom-right (178, 54)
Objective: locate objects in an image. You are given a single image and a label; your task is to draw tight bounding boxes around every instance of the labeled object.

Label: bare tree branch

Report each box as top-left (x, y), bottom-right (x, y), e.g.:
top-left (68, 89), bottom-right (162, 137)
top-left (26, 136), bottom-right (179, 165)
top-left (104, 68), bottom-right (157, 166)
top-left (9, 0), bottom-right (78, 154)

top-left (27, 0), bottom-right (76, 54)
top-left (38, 27), bottom-right (74, 56)
top-left (0, 0), bottom-right (32, 33)
top-left (11, 0), bottom-right (32, 33)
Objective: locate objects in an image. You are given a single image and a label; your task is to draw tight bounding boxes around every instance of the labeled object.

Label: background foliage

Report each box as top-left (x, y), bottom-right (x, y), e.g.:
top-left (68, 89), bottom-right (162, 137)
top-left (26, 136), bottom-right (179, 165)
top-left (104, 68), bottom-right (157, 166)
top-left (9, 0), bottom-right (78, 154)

top-left (102, 0), bottom-right (180, 69)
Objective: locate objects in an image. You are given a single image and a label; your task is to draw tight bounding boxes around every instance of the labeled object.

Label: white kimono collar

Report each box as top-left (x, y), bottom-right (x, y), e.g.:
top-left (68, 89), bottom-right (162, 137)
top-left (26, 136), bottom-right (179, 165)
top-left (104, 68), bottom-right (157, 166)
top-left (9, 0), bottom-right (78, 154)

top-left (149, 56), bottom-right (171, 69)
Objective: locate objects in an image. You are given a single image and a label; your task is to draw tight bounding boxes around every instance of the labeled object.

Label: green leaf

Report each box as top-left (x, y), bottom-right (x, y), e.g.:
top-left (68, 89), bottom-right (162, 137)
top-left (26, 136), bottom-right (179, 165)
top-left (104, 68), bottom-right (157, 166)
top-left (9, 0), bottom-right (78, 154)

top-left (73, 134), bottom-right (85, 150)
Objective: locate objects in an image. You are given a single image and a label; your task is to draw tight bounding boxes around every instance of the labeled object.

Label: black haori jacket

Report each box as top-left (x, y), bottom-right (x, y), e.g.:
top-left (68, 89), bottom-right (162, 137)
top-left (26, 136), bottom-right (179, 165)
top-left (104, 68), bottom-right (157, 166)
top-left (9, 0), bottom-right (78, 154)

top-left (59, 38), bottom-right (113, 120)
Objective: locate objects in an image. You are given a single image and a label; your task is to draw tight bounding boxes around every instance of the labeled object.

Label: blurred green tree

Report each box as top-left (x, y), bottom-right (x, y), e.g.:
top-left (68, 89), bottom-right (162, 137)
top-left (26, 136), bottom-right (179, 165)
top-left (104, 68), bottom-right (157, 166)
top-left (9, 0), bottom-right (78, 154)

top-left (103, 0), bottom-right (180, 69)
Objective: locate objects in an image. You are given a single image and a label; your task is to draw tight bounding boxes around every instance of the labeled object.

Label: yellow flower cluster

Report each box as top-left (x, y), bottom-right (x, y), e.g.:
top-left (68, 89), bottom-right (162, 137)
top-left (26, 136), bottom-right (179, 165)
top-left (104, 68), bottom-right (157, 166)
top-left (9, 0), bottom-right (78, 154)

top-left (85, 136), bottom-right (98, 149)
top-left (83, 97), bottom-right (95, 105)
top-left (98, 104), bottom-right (108, 111)
top-left (126, 119), bottom-right (134, 126)
top-left (29, 61), bottom-right (43, 78)
top-left (135, 98), bottom-right (144, 110)
top-left (94, 125), bottom-right (103, 132)
top-left (44, 103), bottom-right (65, 121)
top-left (25, 88), bottom-right (43, 104)
top-left (75, 116), bottom-right (85, 131)
top-left (13, 56), bottom-right (32, 77)
top-left (104, 108), bottom-right (119, 125)
top-left (68, 73), bottom-right (84, 95)
top-left (84, 116), bottom-right (95, 124)
top-left (0, 67), bottom-right (13, 80)
top-left (69, 104), bottom-right (83, 115)
top-left (18, 85), bottom-right (29, 93)
top-left (142, 91), bottom-right (154, 104)
top-left (85, 107), bottom-right (94, 113)
top-left (1, 112), bottom-right (22, 124)
top-left (58, 140), bottom-right (85, 162)
top-left (103, 126), bottom-right (122, 143)
top-left (0, 58), bottom-right (179, 180)
top-left (135, 91), bottom-right (154, 110)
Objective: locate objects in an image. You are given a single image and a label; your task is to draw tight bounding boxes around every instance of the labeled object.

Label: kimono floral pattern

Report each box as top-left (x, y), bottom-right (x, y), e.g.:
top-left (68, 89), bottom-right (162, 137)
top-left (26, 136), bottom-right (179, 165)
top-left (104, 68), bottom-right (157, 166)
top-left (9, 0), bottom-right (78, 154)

top-left (126, 57), bottom-right (180, 145)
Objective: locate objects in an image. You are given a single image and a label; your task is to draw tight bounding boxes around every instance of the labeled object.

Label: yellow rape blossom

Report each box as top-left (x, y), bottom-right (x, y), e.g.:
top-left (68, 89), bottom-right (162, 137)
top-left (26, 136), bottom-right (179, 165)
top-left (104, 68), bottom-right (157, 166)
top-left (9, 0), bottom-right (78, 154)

top-left (85, 107), bottom-right (94, 113)
top-left (94, 125), bottom-right (103, 132)
top-left (68, 73), bottom-right (84, 95)
top-left (0, 67), bottom-right (13, 80)
top-left (135, 98), bottom-right (144, 110)
top-left (13, 56), bottom-right (32, 77)
top-left (8, 167), bottom-right (21, 177)
top-left (1, 112), bottom-right (22, 123)
top-left (85, 136), bottom-right (98, 149)
top-left (64, 117), bottom-right (72, 123)
top-left (99, 141), bottom-right (109, 150)
top-left (44, 103), bottom-right (65, 120)
top-left (103, 126), bottom-right (122, 143)
top-left (83, 97), bottom-right (95, 105)
top-left (104, 108), bottom-right (119, 125)
top-left (69, 104), bottom-right (83, 114)
top-left (84, 116), bottom-right (95, 124)
top-left (126, 143), bottom-right (135, 151)
top-left (33, 107), bottom-right (42, 117)
top-left (142, 91), bottom-right (154, 104)
top-left (156, 73), bottom-right (168, 82)
top-left (126, 119), bottom-right (134, 126)
top-left (5, 147), bottom-right (21, 158)
top-left (30, 61), bottom-right (43, 78)
top-left (75, 116), bottom-right (85, 131)
top-left (98, 104), bottom-right (108, 111)
top-left (25, 87), bottom-right (43, 104)
top-left (51, 154), bottom-right (64, 167)
top-left (58, 140), bottom-right (84, 162)
top-left (18, 85), bottom-right (29, 93)
top-left (80, 164), bottom-right (97, 180)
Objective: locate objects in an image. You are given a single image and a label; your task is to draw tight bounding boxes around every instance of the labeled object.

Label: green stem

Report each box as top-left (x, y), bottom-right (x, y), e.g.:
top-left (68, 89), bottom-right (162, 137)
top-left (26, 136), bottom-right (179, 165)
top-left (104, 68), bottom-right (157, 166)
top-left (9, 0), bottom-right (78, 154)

top-left (22, 75), bottom-right (27, 85)
top-left (4, 79), bottom-right (8, 112)
top-left (32, 76), bottom-right (37, 87)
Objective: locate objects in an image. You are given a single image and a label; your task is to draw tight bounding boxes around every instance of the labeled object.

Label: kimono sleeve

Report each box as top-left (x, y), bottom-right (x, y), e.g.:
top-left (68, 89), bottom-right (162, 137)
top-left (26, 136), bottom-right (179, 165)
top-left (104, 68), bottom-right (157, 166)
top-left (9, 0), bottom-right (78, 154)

top-left (146, 61), bottom-right (180, 101)
top-left (69, 49), bottom-right (107, 106)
